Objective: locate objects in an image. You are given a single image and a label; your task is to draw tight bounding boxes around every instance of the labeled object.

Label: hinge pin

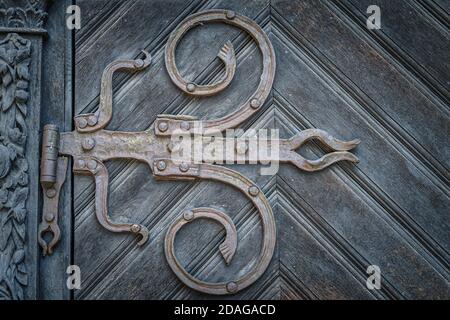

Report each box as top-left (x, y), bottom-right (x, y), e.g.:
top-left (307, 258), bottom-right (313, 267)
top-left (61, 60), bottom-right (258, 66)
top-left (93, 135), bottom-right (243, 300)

top-left (40, 125), bottom-right (60, 186)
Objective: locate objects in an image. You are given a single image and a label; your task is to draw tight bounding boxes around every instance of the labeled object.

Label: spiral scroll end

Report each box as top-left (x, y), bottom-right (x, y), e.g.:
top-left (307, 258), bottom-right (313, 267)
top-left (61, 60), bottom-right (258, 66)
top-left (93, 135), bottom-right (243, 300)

top-left (135, 50), bottom-right (152, 70)
top-left (219, 242), bottom-right (236, 265)
top-left (217, 41), bottom-right (235, 63)
top-left (135, 225), bottom-right (149, 246)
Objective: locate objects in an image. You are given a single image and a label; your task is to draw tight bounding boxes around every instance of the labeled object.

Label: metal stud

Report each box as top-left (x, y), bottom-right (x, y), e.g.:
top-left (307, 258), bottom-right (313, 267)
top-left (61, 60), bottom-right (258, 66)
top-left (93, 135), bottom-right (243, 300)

top-left (250, 98), bottom-right (261, 109)
top-left (236, 141), bottom-right (248, 155)
top-left (180, 121), bottom-right (190, 131)
top-left (82, 138), bottom-right (96, 151)
top-left (87, 160), bottom-right (98, 170)
top-left (87, 115), bottom-right (98, 126)
top-left (183, 210), bottom-right (194, 221)
top-left (46, 188), bottom-right (57, 198)
top-left (77, 159), bottom-right (86, 169)
top-left (76, 117), bottom-right (88, 129)
top-left (158, 121), bottom-right (169, 132)
top-left (186, 82), bottom-right (196, 93)
top-left (157, 160), bottom-right (167, 171)
top-left (226, 10), bottom-right (236, 20)
top-left (226, 282), bottom-right (238, 293)
top-left (179, 162), bottom-right (190, 172)
top-left (131, 224), bottom-right (141, 233)
top-left (135, 59), bottom-right (145, 68)
top-left (248, 185), bottom-right (260, 197)
top-left (45, 213), bottom-right (55, 223)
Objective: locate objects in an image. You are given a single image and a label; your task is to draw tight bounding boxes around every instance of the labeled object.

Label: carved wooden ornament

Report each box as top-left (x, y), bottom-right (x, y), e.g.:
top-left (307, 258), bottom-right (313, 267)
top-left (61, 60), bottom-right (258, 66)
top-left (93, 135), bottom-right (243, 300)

top-left (0, 0), bottom-right (49, 300)
top-left (38, 10), bottom-right (359, 295)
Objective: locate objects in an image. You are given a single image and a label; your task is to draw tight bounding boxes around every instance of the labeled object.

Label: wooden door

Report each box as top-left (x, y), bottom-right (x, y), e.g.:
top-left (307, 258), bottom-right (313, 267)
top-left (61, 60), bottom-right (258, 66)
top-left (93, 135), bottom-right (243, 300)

top-left (71, 0), bottom-right (449, 300)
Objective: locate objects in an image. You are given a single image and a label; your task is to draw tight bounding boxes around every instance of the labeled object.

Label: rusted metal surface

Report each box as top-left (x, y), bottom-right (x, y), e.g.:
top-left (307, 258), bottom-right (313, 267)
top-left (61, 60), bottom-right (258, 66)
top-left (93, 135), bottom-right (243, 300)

top-left (38, 156), bottom-right (68, 256)
top-left (74, 157), bottom-right (149, 246)
top-left (159, 160), bottom-right (276, 295)
top-left (157, 10), bottom-right (276, 136)
top-left (74, 51), bottom-right (152, 133)
top-left (39, 10), bottom-right (360, 295)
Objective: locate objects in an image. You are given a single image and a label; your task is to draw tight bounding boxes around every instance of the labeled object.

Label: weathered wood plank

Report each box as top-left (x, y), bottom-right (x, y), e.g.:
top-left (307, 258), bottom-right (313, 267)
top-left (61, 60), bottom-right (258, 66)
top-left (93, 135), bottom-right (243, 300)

top-left (39, 0), bottom-right (73, 300)
top-left (272, 0), bottom-right (450, 172)
top-left (342, 0), bottom-right (450, 96)
top-left (75, 0), bottom-right (203, 111)
top-left (78, 172), bottom-right (274, 299)
top-left (278, 198), bottom-right (375, 300)
top-left (76, 0), bottom-right (121, 45)
top-left (272, 38), bottom-right (449, 298)
top-left (74, 0), bottom-right (271, 299)
top-left (71, 0), bottom-right (449, 300)
top-left (272, 26), bottom-right (449, 254)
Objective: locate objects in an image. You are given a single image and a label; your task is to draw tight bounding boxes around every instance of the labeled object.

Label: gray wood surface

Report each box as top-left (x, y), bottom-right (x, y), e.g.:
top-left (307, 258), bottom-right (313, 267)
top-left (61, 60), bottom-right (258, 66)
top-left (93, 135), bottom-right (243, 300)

top-left (73, 0), bottom-right (449, 300)
top-left (0, 0), bottom-right (52, 300)
top-left (39, 0), bottom-right (73, 300)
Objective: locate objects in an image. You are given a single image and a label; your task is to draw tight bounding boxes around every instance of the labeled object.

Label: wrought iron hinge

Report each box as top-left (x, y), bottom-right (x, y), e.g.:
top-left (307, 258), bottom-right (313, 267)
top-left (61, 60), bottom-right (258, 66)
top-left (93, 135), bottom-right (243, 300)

top-left (39, 125), bottom-right (68, 256)
top-left (38, 10), bottom-right (359, 295)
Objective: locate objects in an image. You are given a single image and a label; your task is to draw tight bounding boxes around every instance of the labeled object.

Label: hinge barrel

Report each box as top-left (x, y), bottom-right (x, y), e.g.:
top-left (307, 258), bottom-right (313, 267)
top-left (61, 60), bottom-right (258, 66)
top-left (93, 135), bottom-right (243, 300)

top-left (40, 124), bottom-right (60, 186)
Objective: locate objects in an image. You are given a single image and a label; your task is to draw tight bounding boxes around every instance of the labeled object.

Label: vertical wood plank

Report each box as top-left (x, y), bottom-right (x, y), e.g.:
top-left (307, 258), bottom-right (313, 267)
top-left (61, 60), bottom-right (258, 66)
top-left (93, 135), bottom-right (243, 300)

top-left (38, 0), bottom-right (74, 300)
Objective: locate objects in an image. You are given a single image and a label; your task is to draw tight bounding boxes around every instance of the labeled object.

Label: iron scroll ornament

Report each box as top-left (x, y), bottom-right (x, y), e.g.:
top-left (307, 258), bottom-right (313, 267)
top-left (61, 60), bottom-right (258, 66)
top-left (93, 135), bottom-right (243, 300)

top-left (38, 10), bottom-right (360, 295)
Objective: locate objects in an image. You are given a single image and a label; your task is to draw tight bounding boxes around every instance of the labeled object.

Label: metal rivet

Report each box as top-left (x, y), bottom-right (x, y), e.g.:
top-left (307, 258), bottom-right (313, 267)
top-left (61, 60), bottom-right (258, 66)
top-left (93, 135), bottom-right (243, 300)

top-left (77, 118), bottom-right (88, 129)
top-left (249, 186), bottom-right (260, 197)
top-left (135, 59), bottom-right (144, 68)
top-left (77, 159), bottom-right (86, 168)
top-left (82, 138), bottom-right (96, 151)
top-left (250, 98), bottom-right (261, 109)
top-left (180, 121), bottom-right (190, 131)
top-left (236, 141), bottom-right (248, 155)
top-left (179, 162), bottom-right (190, 172)
top-left (226, 282), bottom-right (238, 293)
top-left (45, 213), bottom-right (55, 223)
top-left (183, 210), bottom-right (194, 221)
top-left (131, 224), bottom-right (141, 233)
top-left (87, 160), bottom-right (98, 170)
top-left (87, 115), bottom-right (98, 126)
top-left (46, 188), bottom-right (57, 199)
top-left (226, 11), bottom-right (236, 20)
top-left (157, 160), bottom-right (167, 171)
top-left (158, 121), bottom-right (169, 132)
top-left (186, 82), bottom-right (196, 93)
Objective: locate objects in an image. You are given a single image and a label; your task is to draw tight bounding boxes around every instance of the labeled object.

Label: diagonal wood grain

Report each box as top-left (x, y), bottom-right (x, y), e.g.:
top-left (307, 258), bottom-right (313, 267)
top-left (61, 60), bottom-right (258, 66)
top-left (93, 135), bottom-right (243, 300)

top-left (73, 0), bottom-right (450, 300)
